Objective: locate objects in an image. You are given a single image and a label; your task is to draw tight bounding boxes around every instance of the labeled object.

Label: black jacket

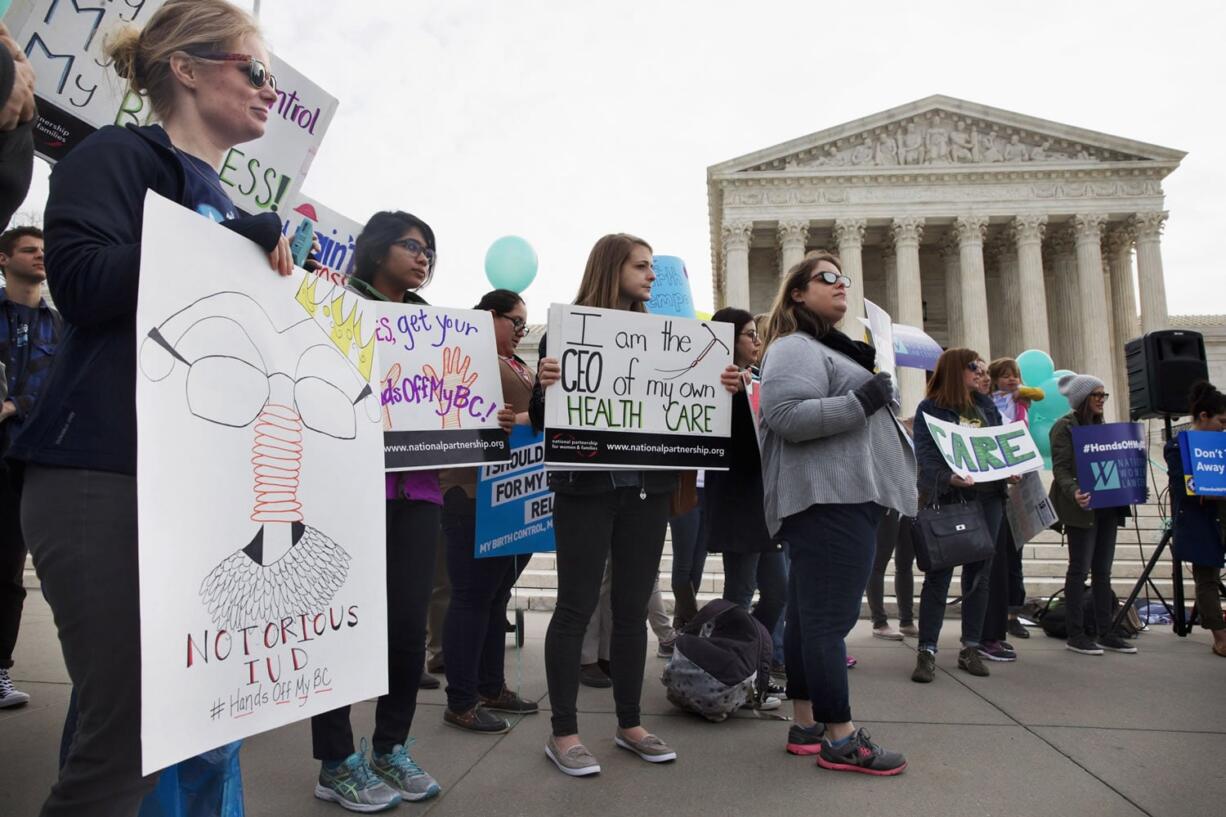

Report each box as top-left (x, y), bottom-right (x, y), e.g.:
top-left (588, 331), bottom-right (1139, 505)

top-left (703, 389), bottom-right (774, 554)
top-left (528, 333), bottom-right (676, 496)
top-left (913, 391), bottom-right (1005, 504)
top-left (7, 125), bottom-right (281, 474)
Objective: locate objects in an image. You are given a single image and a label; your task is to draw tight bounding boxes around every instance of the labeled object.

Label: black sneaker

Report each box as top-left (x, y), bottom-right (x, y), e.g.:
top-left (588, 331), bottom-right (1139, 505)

top-left (786, 723), bottom-right (825, 756)
top-left (911, 650), bottom-right (936, 684)
top-left (1007, 618), bottom-right (1031, 639)
top-left (579, 663), bottom-right (612, 688)
top-left (480, 687), bottom-right (539, 714)
top-left (766, 679), bottom-right (788, 700)
top-left (1098, 634), bottom-right (1138, 654)
top-left (816, 728), bottom-right (907, 776)
top-left (1066, 636), bottom-right (1104, 655)
top-left (443, 705), bottom-right (510, 734)
top-left (957, 647), bottom-right (989, 677)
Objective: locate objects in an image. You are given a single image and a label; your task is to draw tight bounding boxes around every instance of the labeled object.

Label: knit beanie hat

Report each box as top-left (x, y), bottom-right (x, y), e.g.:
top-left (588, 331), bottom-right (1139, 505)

top-left (1058, 373), bottom-right (1106, 409)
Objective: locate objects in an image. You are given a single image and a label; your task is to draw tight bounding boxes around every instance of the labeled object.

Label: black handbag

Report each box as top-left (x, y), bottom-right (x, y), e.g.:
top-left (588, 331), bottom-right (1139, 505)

top-left (914, 489), bottom-right (995, 573)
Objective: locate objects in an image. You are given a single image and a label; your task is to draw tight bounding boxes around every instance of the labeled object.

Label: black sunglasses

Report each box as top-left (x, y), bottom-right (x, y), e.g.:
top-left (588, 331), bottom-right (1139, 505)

top-left (187, 51), bottom-right (277, 92)
top-left (498, 314), bottom-right (527, 333)
top-left (391, 237), bottom-right (437, 266)
top-left (810, 270), bottom-right (852, 288)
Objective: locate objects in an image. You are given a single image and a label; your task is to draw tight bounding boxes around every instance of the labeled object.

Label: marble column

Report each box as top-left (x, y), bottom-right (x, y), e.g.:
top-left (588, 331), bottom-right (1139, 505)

top-left (1104, 224), bottom-right (1139, 420)
top-left (1011, 214), bottom-right (1049, 353)
top-left (834, 218), bottom-right (867, 333)
top-left (941, 232), bottom-right (963, 348)
top-left (721, 220), bottom-right (753, 310)
top-left (985, 240), bottom-right (1006, 356)
top-left (955, 215), bottom-right (990, 358)
top-left (891, 217), bottom-right (926, 412)
top-left (881, 241), bottom-right (898, 320)
top-left (1073, 214), bottom-right (1114, 418)
top-left (777, 220), bottom-right (809, 279)
top-left (990, 235), bottom-right (1023, 358)
top-left (1131, 211), bottom-right (1170, 333)
top-left (1045, 225), bottom-right (1080, 372)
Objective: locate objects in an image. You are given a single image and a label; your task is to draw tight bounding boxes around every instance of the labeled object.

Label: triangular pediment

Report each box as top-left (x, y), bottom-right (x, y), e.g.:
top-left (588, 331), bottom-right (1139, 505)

top-left (709, 95), bottom-right (1185, 176)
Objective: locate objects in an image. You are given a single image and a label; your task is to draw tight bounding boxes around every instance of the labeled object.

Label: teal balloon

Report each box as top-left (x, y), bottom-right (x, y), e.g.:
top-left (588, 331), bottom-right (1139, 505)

top-left (0, 1), bottom-right (11, 19)
top-left (1053, 369), bottom-right (1075, 380)
top-left (1017, 349), bottom-right (1054, 387)
top-left (1031, 375), bottom-right (1071, 422)
top-left (484, 236), bottom-right (538, 293)
top-left (1030, 414), bottom-right (1055, 469)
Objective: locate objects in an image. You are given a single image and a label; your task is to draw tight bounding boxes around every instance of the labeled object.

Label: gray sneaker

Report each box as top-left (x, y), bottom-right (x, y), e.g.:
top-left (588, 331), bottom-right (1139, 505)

top-left (614, 731), bottom-right (677, 763)
top-left (371, 741), bottom-right (440, 802)
top-left (314, 741), bottom-right (402, 813)
top-left (545, 735), bottom-right (601, 777)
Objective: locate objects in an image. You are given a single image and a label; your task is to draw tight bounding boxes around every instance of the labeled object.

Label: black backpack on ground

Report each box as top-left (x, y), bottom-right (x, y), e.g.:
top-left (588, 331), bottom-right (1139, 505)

top-left (1037, 588), bottom-right (1143, 639)
top-left (660, 599), bottom-right (772, 722)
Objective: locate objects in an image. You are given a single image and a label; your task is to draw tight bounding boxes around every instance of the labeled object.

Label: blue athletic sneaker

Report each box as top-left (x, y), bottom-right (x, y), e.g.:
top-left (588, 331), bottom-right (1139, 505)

top-left (371, 740), bottom-right (441, 802)
top-left (314, 739), bottom-right (401, 812)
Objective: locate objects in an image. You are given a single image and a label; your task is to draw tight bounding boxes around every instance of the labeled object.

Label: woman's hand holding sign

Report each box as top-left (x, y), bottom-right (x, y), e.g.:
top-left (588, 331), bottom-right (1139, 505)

top-left (720, 364), bottom-right (743, 394)
top-left (1075, 488), bottom-right (1092, 509)
top-left (537, 356), bottom-right (561, 388)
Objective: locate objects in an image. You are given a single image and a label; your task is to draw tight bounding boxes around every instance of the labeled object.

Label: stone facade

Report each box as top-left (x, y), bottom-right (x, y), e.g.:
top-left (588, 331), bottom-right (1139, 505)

top-left (706, 95), bottom-right (1205, 417)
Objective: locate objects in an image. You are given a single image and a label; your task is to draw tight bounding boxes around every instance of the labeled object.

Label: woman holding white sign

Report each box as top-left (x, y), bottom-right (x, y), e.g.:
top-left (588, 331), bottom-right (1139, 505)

top-left (529, 233), bottom-right (741, 777)
top-left (911, 351), bottom-right (1011, 683)
top-left (1049, 374), bottom-right (1137, 656)
top-left (757, 253), bottom-right (916, 775)
top-left (7, 2), bottom-right (293, 814)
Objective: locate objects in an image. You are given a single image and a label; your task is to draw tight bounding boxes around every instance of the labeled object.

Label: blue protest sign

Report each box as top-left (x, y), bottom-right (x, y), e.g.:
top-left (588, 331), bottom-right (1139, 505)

top-left (1071, 422), bottom-right (1148, 508)
top-left (1178, 431), bottom-right (1226, 497)
top-left (645, 255), bottom-right (696, 318)
top-left (475, 425), bottom-right (555, 558)
top-left (893, 323), bottom-right (943, 371)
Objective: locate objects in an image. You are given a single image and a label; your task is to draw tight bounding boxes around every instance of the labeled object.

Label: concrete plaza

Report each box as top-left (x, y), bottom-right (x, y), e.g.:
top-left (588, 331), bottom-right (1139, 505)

top-left (2, 594), bottom-right (1223, 817)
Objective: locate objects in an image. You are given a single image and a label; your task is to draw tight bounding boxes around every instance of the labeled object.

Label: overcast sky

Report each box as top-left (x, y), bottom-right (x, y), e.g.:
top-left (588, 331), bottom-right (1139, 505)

top-left (15, 0), bottom-right (1226, 322)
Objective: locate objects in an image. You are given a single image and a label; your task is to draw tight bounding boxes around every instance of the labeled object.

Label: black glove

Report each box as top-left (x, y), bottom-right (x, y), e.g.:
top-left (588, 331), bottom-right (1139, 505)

top-left (852, 371), bottom-right (893, 416)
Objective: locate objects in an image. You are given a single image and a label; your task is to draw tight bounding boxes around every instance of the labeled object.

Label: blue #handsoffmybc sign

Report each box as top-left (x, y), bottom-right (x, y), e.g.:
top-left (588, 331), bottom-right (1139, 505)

top-left (474, 425), bottom-right (556, 558)
top-left (645, 255), bottom-right (696, 319)
top-left (1178, 430), bottom-right (1226, 497)
top-left (892, 323), bottom-right (944, 371)
top-left (1071, 422), bottom-right (1149, 509)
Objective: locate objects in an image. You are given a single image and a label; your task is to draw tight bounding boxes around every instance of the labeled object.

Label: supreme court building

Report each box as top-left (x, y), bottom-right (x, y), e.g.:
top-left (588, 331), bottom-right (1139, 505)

top-left (706, 95), bottom-right (1223, 418)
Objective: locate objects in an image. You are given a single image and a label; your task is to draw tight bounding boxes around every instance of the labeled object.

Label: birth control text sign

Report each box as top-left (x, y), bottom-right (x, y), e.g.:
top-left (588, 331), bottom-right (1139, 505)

top-left (544, 305), bottom-right (732, 469)
top-left (1071, 423), bottom-right (1148, 509)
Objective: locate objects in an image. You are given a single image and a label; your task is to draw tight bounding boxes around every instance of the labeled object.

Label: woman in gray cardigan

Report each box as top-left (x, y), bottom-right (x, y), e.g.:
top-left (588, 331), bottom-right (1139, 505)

top-left (758, 253), bottom-right (917, 776)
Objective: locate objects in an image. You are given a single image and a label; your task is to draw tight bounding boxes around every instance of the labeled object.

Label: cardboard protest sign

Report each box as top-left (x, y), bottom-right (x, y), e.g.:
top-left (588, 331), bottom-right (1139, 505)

top-left (1178, 430), bottom-right (1226, 497)
top-left (922, 413), bottom-right (1043, 482)
top-left (645, 255), bottom-right (696, 318)
top-left (17, 0), bottom-right (337, 215)
top-left (282, 192), bottom-right (363, 279)
top-left (1006, 470), bottom-right (1058, 546)
top-left (373, 303), bottom-right (510, 470)
top-left (475, 425), bottom-right (556, 558)
top-left (1070, 423), bottom-right (1148, 508)
top-left (544, 305), bottom-right (733, 469)
top-left (136, 193), bottom-right (387, 774)
top-left (863, 299), bottom-right (897, 383)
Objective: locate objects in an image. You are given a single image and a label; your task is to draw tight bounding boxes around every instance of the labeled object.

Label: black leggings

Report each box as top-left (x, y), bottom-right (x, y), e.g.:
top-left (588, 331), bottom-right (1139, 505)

top-left (545, 488), bottom-right (670, 736)
top-left (312, 499), bottom-right (438, 760)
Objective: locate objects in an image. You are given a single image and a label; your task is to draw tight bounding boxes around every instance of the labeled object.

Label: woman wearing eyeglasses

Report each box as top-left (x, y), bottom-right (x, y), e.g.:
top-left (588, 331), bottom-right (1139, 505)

top-left (437, 289), bottom-right (539, 734)
top-left (704, 308), bottom-right (785, 653)
top-left (6, 3), bottom-right (290, 813)
top-left (910, 350), bottom-right (1009, 683)
top-left (758, 253), bottom-right (915, 774)
top-left (1049, 373), bottom-right (1136, 656)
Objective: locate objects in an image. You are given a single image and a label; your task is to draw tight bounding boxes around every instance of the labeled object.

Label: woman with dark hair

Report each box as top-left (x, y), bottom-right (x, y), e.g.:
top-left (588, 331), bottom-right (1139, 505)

top-left (911, 351), bottom-right (1011, 683)
top-left (530, 234), bottom-right (740, 777)
top-left (439, 289), bottom-right (539, 733)
top-left (1049, 373), bottom-right (1135, 656)
top-left (308, 211), bottom-right (511, 810)
top-left (758, 253), bottom-right (915, 775)
top-left (1165, 381), bottom-right (1226, 657)
top-left (6, 2), bottom-right (290, 812)
top-left (705, 307), bottom-right (785, 647)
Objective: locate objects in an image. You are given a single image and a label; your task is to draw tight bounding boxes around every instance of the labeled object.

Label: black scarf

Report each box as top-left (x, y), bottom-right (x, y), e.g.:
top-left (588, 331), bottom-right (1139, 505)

top-left (816, 327), bottom-right (878, 373)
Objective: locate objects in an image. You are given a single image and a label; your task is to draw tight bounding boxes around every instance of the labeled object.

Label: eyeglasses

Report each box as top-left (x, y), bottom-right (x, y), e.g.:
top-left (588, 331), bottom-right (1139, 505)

top-left (391, 237), bottom-right (436, 266)
top-left (1089, 391), bottom-right (1110, 400)
top-left (740, 329), bottom-right (761, 341)
top-left (967, 362), bottom-right (986, 375)
top-left (186, 51), bottom-right (277, 92)
top-left (810, 270), bottom-right (852, 288)
top-left (498, 314), bottom-right (527, 333)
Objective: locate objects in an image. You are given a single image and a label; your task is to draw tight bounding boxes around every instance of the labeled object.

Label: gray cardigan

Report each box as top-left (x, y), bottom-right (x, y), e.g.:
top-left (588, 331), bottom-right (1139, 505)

top-left (758, 333), bottom-right (918, 535)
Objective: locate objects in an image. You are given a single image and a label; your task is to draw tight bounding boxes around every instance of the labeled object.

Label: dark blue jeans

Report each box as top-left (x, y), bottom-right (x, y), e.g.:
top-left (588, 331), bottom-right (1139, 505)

top-left (917, 492), bottom-right (1004, 653)
top-left (668, 488), bottom-right (706, 622)
top-left (721, 550), bottom-right (787, 638)
top-left (780, 502), bottom-right (883, 725)
top-left (440, 489), bottom-right (529, 713)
